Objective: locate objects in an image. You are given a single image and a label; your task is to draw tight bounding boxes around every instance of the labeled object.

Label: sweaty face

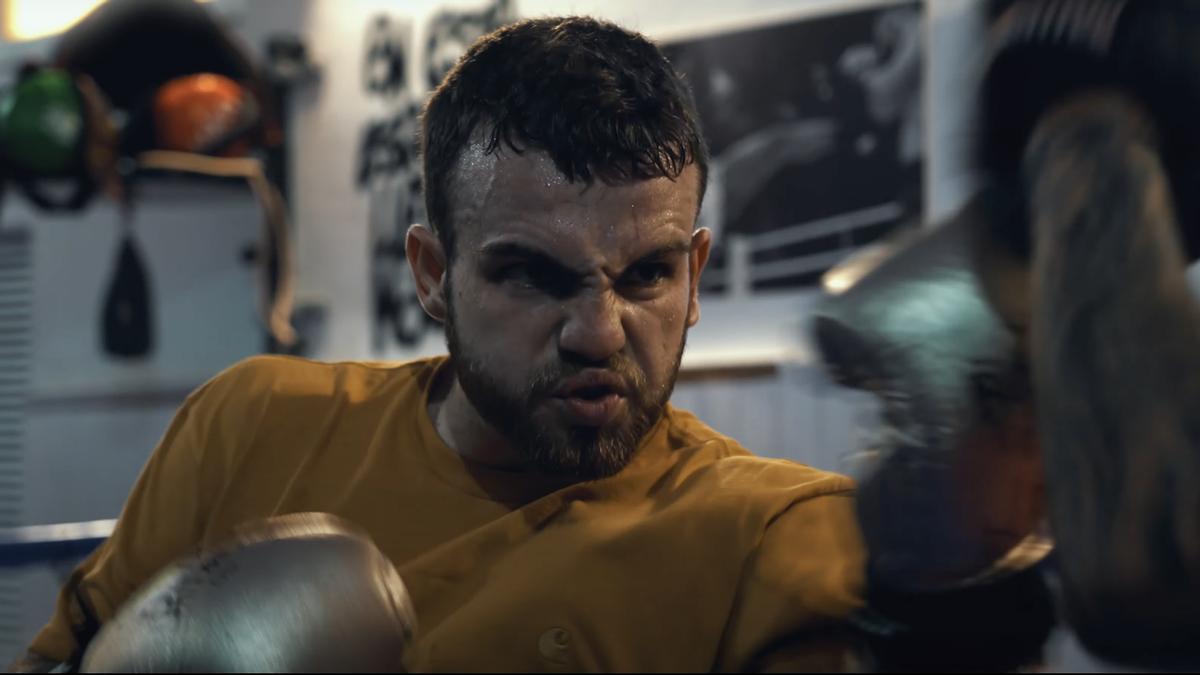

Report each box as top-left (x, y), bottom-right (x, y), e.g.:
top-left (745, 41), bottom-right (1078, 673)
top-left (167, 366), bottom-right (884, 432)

top-left (443, 145), bottom-right (707, 480)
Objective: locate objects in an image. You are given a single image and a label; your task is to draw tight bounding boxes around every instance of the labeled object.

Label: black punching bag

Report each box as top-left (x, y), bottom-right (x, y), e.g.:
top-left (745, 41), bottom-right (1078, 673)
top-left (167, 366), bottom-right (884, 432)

top-left (101, 212), bottom-right (153, 358)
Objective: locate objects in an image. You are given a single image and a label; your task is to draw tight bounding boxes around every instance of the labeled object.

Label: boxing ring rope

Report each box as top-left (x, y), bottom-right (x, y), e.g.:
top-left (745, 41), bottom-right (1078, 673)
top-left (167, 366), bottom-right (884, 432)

top-left (0, 520), bottom-right (114, 568)
top-left (706, 201), bottom-right (906, 294)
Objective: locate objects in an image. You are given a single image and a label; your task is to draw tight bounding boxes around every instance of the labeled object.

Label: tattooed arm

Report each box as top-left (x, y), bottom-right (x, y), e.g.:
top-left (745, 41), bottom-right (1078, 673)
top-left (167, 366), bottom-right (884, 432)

top-left (1022, 91), bottom-right (1200, 668)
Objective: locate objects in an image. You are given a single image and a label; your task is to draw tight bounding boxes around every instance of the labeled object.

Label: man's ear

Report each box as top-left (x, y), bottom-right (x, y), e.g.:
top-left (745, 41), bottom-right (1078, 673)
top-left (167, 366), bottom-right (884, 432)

top-left (405, 224), bottom-right (449, 323)
top-left (687, 227), bottom-right (712, 327)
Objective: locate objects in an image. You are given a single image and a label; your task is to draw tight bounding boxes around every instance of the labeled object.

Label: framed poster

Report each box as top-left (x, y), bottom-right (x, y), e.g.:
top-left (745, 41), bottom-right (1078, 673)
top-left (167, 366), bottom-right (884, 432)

top-left (662, 1), bottom-right (925, 294)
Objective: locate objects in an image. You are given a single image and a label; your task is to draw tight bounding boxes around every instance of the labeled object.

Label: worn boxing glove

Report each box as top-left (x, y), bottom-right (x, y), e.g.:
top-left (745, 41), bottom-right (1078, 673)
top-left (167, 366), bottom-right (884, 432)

top-left (812, 189), bottom-right (1049, 594)
top-left (79, 513), bottom-right (416, 673)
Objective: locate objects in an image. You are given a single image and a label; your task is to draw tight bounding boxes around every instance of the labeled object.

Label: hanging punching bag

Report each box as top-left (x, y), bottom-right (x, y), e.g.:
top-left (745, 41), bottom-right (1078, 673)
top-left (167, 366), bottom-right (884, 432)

top-left (101, 216), bottom-right (153, 358)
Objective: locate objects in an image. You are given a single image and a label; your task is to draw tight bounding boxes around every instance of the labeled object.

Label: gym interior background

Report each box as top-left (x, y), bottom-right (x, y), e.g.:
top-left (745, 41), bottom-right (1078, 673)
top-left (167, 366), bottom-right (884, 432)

top-left (0, 0), bottom-right (1177, 670)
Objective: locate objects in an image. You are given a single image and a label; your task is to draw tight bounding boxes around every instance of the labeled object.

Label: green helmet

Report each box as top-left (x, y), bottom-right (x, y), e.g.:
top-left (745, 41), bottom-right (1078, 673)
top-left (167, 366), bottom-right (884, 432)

top-left (0, 68), bottom-right (86, 177)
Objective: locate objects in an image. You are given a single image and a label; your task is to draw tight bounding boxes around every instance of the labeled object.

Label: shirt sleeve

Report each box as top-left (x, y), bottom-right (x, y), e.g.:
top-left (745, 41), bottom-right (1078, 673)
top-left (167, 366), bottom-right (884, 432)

top-left (715, 491), bottom-right (868, 672)
top-left (25, 368), bottom-right (245, 665)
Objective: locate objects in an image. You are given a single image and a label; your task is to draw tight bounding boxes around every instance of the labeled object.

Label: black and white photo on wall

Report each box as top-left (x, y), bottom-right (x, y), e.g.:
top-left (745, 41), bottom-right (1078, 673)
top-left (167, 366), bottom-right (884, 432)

top-left (360, 0), bottom-right (516, 354)
top-left (357, 11), bottom-right (424, 352)
top-left (663, 1), bottom-right (925, 293)
top-left (424, 0), bottom-right (515, 90)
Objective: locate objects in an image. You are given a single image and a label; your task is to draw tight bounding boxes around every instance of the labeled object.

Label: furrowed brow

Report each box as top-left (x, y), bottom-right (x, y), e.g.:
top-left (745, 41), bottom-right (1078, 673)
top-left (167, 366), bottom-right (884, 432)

top-left (478, 241), bottom-right (583, 277)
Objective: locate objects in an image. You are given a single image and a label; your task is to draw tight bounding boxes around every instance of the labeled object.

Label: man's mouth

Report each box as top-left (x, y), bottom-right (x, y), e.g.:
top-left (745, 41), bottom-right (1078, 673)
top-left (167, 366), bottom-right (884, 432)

top-left (567, 384), bottom-right (616, 400)
top-left (552, 371), bottom-right (628, 426)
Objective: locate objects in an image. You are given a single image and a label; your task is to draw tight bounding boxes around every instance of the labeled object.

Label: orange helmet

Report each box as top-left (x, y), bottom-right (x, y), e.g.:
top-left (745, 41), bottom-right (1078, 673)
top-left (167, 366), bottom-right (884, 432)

top-left (152, 73), bottom-right (256, 156)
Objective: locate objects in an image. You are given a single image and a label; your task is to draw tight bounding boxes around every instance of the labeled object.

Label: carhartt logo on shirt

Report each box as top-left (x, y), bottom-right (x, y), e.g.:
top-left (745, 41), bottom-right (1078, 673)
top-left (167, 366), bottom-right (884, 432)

top-left (538, 627), bottom-right (571, 664)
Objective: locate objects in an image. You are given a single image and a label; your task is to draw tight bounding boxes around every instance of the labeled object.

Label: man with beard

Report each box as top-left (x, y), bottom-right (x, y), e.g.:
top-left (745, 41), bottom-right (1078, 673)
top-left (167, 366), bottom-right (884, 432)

top-left (11, 16), bottom-right (1048, 674)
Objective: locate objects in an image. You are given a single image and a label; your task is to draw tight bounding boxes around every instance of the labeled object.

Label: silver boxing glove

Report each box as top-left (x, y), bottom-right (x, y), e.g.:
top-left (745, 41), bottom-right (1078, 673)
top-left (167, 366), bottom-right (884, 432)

top-left (80, 512), bottom-right (416, 673)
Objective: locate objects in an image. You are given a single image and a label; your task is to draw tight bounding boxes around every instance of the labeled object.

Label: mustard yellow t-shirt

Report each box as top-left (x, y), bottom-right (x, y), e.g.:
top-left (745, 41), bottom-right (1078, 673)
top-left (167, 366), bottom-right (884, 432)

top-left (29, 355), bottom-right (866, 671)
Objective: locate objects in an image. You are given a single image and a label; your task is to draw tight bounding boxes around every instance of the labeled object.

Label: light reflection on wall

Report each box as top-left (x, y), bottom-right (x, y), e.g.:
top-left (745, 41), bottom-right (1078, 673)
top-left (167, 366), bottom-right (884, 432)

top-left (3, 0), bottom-right (211, 43)
top-left (4, 0), bottom-right (106, 42)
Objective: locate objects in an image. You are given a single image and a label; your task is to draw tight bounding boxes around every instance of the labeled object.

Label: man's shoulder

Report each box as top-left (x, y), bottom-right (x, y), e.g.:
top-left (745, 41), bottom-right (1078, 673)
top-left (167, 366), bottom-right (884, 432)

top-left (200, 354), bottom-right (444, 405)
top-left (661, 404), bottom-right (856, 502)
top-left (180, 354), bottom-right (445, 478)
top-left (183, 355), bottom-right (445, 451)
top-left (702, 454), bottom-right (856, 506)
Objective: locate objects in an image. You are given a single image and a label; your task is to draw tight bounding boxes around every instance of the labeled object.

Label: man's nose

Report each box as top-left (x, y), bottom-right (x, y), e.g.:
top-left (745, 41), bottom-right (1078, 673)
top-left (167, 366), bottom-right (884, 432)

top-left (558, 290), bottom-right (626, 363)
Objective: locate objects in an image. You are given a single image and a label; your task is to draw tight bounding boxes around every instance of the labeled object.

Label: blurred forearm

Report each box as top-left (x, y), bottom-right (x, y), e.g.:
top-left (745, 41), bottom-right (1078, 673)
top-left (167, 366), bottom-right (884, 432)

top-left (1023, 92), bottom-right (1200, 666)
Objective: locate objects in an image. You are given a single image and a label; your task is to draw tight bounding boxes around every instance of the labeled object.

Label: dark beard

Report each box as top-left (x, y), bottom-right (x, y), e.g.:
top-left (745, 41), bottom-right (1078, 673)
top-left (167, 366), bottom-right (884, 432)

top-left (444, 302), bottom-right (686, 481)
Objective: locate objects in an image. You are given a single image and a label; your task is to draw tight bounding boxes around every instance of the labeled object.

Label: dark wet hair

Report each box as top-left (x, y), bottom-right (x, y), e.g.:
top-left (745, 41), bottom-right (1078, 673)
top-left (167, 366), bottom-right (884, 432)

top-left (420, 16), bottom-right (708, 257)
